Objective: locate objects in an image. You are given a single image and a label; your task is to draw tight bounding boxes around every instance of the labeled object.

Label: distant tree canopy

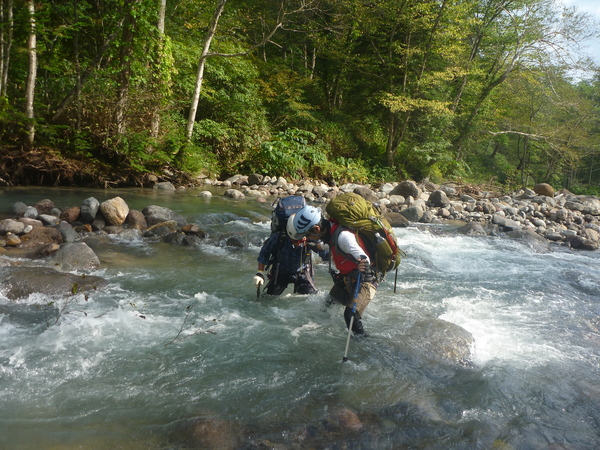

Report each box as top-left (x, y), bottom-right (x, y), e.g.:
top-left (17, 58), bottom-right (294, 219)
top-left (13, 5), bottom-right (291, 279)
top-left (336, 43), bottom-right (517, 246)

top-left (1, 0), bottom-right (599, 192)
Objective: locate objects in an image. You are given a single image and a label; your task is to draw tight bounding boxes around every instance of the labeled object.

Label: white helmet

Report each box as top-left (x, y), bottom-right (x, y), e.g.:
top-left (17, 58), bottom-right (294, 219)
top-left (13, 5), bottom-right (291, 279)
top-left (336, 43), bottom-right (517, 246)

top-left (291, 205), bottom-right (322, 236)
top-left (286, 214), bottom-right (305, 240)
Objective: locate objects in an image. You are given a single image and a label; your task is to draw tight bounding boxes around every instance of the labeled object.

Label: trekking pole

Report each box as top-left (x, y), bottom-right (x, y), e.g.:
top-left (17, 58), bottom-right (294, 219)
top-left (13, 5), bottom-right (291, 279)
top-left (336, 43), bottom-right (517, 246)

top-left (394, 267), bottom-right (398, 293)
top-left (342, 271), bottom-right (362, 363)
top-left (257, 284), bottom-right (260, 299)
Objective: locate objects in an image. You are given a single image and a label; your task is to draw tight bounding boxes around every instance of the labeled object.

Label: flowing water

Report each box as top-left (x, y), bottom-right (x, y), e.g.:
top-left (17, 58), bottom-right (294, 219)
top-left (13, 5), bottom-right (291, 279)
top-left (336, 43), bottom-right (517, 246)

top-left (1, 186), bottom-right (600, 449)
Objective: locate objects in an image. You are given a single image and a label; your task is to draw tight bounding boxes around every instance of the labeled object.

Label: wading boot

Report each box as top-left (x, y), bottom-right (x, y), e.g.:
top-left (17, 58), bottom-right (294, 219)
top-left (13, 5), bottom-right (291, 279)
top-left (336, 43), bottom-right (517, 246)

top-left (344, 307), bottom-right (368, 336)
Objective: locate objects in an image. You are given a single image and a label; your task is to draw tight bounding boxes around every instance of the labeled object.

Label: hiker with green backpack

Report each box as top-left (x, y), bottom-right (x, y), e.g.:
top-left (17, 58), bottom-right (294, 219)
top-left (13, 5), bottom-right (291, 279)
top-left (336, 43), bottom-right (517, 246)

top-left (287, 193), bottom-right (404, 336)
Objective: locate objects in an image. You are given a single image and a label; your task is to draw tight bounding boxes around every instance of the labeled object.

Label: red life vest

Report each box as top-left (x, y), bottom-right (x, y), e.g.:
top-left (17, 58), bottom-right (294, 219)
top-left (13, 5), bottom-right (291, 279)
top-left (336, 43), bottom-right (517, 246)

top-left (330, 222), bottom-right (372, 275)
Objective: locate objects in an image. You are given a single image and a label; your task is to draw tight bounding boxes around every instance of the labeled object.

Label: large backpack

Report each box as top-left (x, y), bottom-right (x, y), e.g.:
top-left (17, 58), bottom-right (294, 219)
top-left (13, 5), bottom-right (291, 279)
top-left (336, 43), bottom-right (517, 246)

top-left (325, 192), bottom-right (404, 277)
top-left (270, 195), bottom-right (306, 233)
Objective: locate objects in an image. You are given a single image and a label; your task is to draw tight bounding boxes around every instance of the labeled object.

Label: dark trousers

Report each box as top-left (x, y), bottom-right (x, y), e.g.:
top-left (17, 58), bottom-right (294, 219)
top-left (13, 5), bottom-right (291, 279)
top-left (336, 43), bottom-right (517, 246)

top-left (265, 271), bottom-right (317, 296)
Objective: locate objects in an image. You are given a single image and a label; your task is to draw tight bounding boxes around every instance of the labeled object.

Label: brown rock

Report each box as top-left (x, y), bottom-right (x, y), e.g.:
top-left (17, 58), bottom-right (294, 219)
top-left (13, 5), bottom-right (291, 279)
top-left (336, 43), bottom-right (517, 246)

top-left (34, 199), bottom-right (55, 215)
top-left (124, 209), bottom-right (148, 231)
top-left (60, 206), bottom-right (81, 223)
top-left (5, 232), bottom-right (21, 246)
top-left (533, 183), bottom-right (554, 197)
top-left (16, 227), bottom-right (63, 249)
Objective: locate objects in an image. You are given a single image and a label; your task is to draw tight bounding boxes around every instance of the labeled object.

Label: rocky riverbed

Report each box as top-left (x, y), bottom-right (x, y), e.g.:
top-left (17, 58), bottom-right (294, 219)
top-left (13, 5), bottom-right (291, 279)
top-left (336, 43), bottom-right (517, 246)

top-left (1, 176), bottom-right (598, 270)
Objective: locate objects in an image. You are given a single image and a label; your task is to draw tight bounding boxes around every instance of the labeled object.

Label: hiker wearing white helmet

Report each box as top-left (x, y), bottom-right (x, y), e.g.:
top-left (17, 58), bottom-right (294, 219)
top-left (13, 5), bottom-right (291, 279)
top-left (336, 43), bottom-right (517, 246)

top-left (254, 196), bottom-right (329, 296)
top-left (290, 204), bottom-right (378, 336)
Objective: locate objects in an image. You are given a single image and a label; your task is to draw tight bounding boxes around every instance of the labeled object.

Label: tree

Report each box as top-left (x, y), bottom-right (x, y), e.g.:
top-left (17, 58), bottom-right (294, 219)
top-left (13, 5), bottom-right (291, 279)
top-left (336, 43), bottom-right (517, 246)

top-left (24, 0), bottom-right (37, 149)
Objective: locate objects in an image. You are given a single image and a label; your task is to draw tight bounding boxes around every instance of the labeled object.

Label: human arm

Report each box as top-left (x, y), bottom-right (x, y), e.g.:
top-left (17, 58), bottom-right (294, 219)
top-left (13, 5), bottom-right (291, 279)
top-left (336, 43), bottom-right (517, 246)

top-left (337, 230), bottom-right (370, 270)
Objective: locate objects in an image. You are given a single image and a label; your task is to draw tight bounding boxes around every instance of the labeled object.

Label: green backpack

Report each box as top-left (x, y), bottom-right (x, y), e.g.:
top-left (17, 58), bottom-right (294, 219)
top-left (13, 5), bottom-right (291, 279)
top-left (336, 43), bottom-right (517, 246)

top-left (325, 192), bottom-right (405, 278)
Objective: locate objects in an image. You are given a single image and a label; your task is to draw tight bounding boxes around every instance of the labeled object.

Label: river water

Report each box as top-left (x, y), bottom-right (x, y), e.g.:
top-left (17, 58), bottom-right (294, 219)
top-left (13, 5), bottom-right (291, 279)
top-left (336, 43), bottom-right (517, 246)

top-left (1, 186), bottom-right (599, 449)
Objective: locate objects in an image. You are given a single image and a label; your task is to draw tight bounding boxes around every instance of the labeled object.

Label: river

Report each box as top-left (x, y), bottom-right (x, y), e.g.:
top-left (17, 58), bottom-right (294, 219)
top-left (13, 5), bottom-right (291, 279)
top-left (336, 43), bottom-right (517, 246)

top-left (1, 186), bottom-right (599, 449)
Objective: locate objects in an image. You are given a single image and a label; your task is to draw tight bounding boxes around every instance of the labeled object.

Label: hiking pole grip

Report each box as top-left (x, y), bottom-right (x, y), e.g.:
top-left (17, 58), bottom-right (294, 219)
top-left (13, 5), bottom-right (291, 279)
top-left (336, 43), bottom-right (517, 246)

top-left (342, 271), bottom-right (362, 363)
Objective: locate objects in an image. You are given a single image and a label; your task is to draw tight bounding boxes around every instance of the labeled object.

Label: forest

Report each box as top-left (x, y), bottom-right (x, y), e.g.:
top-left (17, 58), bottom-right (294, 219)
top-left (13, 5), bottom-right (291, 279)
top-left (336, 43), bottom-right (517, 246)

top-left (1, 0), bottom-right (600, 192)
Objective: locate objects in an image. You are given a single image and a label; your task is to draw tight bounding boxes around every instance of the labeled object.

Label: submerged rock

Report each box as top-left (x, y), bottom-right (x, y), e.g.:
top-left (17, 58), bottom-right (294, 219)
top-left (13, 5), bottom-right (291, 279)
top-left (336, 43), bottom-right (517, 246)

top-left (0, 266), bottom-right (107, 301)
top-left (403, 318), bottom-right (475, 366)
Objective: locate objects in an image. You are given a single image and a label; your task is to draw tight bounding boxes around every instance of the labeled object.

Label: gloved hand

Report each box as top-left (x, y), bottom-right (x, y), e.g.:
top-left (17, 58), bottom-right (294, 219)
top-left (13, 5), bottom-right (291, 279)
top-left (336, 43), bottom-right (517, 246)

top-left (253, 270), bottom-right (266, 287)
top-left (307, 242), bottom-right (329, 252)
top-left (357, 256), bottom-right (369, 272)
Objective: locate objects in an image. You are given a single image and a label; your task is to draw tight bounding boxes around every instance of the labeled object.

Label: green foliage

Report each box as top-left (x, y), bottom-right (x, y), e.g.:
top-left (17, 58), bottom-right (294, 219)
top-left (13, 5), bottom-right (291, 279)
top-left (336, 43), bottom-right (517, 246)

top-left (248, 128), bottom-right (328, 179)
top-left (1, 0), bottom-right (599, 190)
top-left (316, 156), bottom-right (370, 184)
top-left (111, 133), bottom-right (172, 173)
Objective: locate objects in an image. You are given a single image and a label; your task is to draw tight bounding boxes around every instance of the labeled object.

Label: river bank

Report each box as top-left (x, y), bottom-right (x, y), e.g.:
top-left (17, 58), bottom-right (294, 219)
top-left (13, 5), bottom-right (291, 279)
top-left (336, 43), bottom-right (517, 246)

top-left (1, 175), bottom-right (599, 263)
top-left (208, 174), bottom-right (600, 251)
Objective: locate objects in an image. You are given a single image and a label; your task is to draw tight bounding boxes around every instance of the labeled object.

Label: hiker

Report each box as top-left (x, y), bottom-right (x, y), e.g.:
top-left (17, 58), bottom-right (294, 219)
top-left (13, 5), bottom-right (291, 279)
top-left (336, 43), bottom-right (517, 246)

top-left (254, 227), bottom-right (329, 295)
top-left (254, 196), bottom-right (328, 296)
top-left (287, 204), bottom-right (377, 335)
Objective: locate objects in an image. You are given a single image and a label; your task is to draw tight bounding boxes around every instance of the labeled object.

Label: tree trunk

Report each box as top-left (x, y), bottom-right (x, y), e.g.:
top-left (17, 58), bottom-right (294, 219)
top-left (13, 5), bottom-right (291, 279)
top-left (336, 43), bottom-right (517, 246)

top-left (24, 0), bottom-right (37, 149)
top-left (0, 0), bottom-right (13, 97)
top-left (186, 0), bottom-right (227, 141)
top-left (150, 0), bottom-right (167, 139)
top-left (115, 0), bottom-right (140, 135)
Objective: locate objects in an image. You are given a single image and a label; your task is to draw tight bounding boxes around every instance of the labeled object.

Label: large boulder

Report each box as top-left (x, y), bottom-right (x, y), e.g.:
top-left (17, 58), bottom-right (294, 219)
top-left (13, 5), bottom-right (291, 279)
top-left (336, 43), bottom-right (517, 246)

top-left (0, 266), bottom-right (107, 300)
top-left (124, 209), bottom-right (148, 231)
top-left (80, 197), bottom-right (100, 223)
top-left (99, 196), bottom-right (129, 226)
top-left (390, 180), bottom-right (422, 199)
top-left (505, 229), bottom-right (551, 253)
top-left (400, 205), bottom-right (424, 223)
top-left (142, 205), bottom-right (187, 227)
top-left (456, 222), bottom-right (487, 236)
top-left (52, 242), bottom-right (101, 272)
top-left (384, 212), bottom-right (410, 228)
top-left (0, 218), bottom-right (25, 235)
top-left (16, 226), bottom-right (63, 249)
top-left (428, 190), bottom-right (450, 208)
top-left (403, 318), bottom-right (474, 366)
top-left (533, 183), bottom-right (554, 197)
top-left (353, 186), bottom-right (379, 203)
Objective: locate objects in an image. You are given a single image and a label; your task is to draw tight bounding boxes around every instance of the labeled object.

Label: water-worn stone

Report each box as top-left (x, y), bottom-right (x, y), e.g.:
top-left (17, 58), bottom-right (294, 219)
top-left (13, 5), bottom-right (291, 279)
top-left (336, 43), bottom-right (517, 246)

top-left (35, 199), bottom-right (55, 215)
top-left (428, 190), bottom-right (450, 208)
top-left (142, 205), bottom-right (187, 227)
top-left (53, 242), bottom-right (101, 272)
top-left (16, 226), bottom-right (63, 249)
top-left (0, 219), bottom-right (25, 235)
top-left (456, 222), bottom-right (487, 236)
top-left (400, 205), bottom-right (424, 222)
top-left (57, 221), bottom-right (79, 243)
top-left (353, 186), bottom-right (379, 203)
top-left (224, 189), bottom-right (245, 200)
top-left (8, 202), bottom-right (28, 217)
top-left (154, 181), bottom-right (176, 190)
top-left (5, 232), bottom-right (20, 246)
top-left (533, 183), bottom-right (554, 197)
top-left (390, 180), bottom-right (421, 199)
top-left (506, 229), bottom-right (551, 253)
top-left (80, 197), bottom-right (100, 223)
top-left (0, 266), bottom-right (107, 300)
top-left (404, 318), bottom-right (474, 366)
top-left (384, 212), bottom-right (410, 227)
top-left (60, 206), bottom-right (81, 223)
top-left (38, 214), bottom-right (60, 226)
top-left (124, 209), bottom-right (147, 231)
top-left (99, 196), bottom-right (129, 226)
